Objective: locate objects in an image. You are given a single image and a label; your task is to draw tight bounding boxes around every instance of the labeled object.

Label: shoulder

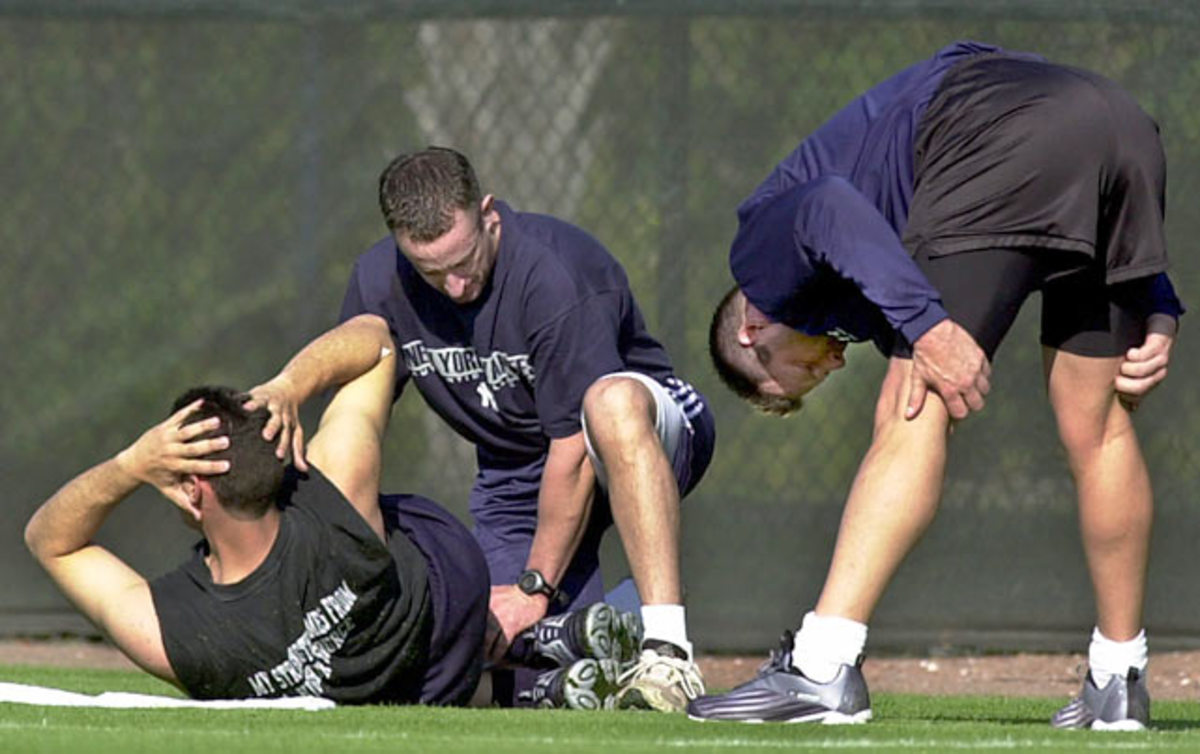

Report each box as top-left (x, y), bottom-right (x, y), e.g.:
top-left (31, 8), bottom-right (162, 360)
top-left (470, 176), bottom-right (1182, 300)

top-left (736, 177), bottom-right (857, 244)
top-left (499, 204), bottom-right (628, 313)
top-left (794, 175), bottom-right (869, 221)
top-left (508, 208), bottom-right (608, 255)
top-left (353, 235), bottom-right (400, 275)
top-left (344, 236), bottom-right (435, 328)
top-left (503, 205), bottom-right (619, 281)
top-left (282, 466), bottom-right (387, 550)
top-left (347, 236), bottom-right (407, 301)
top-left (280, 466), bottom-right (344, 515)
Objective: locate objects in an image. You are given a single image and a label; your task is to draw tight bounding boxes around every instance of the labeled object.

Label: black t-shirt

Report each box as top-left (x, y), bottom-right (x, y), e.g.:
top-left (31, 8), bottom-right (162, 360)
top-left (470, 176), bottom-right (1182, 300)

top-left (149, 466), bottom-right (433, 704)
top-left (340, 201), bottom-right (677, 463)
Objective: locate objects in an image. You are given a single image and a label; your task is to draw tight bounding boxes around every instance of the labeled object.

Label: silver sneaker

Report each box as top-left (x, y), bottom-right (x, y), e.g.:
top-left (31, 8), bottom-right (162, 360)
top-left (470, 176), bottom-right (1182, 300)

top-left (686, 631), bottom-right (871, 724)
top-left (616, 643), bottom-right (706, 713)
top-left (519, 658), bottom-right (622, 710)
top-left (1051, 668), bottom-right (1149, 731)
top-left (521, 602), bottom-right (642, 667)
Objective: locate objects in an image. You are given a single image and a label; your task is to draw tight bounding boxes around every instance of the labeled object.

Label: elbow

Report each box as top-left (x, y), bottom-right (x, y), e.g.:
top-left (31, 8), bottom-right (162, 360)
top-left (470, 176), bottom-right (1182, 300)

top-left (24, 508), bottom-right (60, 566)
top-left (24, 515), bottom-right (46, 564)
top-left (350, 314), bottom-right (393, 346)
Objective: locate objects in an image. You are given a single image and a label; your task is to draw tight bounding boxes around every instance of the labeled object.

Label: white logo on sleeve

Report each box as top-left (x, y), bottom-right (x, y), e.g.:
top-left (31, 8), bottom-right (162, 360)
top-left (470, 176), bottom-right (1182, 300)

top-left (825, 328), bottom-right (856, 343)
top-left (476, 382), bottom-right (499, 412)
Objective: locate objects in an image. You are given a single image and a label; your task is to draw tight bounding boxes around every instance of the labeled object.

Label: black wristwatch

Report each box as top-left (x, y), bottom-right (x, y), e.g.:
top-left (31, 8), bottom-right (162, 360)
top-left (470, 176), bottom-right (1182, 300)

top-left (517, 569), bottom-right (564, 605)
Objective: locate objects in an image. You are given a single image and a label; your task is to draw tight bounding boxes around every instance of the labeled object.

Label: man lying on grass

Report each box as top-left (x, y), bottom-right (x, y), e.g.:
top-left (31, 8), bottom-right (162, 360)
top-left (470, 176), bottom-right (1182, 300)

top-left (25, 316), bottom-right (639, 708)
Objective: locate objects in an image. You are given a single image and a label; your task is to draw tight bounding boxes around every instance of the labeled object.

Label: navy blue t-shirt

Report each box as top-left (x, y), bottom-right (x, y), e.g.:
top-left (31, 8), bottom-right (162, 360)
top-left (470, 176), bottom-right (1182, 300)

top-left (341, 201), bottom-right (676, 463)
top-left (732, 40), bottom-right (1181, 349)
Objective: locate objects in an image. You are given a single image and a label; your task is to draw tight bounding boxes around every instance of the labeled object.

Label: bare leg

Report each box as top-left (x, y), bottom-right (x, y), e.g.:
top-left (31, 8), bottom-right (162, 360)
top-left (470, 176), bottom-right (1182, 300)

top-left (1044, 348), bottom-right (1151, 641)
top-left (815, 357), bottom-right (952, 621)
top-left (582, 377), bottom-right (682, 606)
top-left (584, 377), bottom-right (705, 712)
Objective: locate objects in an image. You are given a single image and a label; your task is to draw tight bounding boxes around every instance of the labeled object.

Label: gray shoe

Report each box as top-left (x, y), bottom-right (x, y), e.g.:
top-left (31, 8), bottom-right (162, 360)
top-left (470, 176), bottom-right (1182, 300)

top-left (1051, 668), bottom-right (1149, 731)
top-left (521, 603), bottom-right (643, 667)
top-left (686, 631), bottom-right (871, 724)
top-left (519, 658), bottom-right (622, 710)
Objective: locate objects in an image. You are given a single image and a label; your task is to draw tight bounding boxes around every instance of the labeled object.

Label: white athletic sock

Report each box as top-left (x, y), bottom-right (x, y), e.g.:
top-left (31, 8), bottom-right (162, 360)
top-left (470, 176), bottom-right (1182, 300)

top-left (791, 611), bottom-right (868, 683)
top-left (640, 604), bottom-right (693, 660)
top-left (1089, 627), bottom-right (1147, 688)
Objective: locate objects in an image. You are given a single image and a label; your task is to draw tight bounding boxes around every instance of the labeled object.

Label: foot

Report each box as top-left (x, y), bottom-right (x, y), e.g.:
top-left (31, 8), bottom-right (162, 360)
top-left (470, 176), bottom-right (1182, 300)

top-left (1051, 668), bottom-right (1149, 731)
top-left (616, 640), bottom-right (706, 713)
top-left (686, 631), bottom-right (872, 724)
top-left (518, 658), bottom-right (622, 710)
top-left (515, 602), bottom-right (643, 667)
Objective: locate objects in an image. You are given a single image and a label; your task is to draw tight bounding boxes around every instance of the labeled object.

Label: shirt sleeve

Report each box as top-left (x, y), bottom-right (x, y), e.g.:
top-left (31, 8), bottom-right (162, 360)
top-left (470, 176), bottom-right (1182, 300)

top-left (1146, 272), bottom-right (1185, 318)
top-left (338, 254), bottom-right (411, 393)
top-left (799, 176), bottom-right (949, 344)
top-left (339, 260), bottom-right (370, 323)
top-left (527, 293), bottom-right (627, 439)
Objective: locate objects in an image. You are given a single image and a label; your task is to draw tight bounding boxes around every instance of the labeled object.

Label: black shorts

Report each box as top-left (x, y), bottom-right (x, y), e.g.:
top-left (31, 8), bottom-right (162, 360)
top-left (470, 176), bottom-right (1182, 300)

top-left (903, 53), bottom-right (1168, 285)
top-left (890, 247), bottom-right (1151, 360)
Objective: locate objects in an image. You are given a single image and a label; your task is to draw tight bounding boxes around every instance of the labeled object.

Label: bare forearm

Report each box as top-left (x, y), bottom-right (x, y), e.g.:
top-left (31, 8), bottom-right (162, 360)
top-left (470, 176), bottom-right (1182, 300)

top-left (25, 456), bottom-right (138, 562)
top-left (276, 314), bottom-right (394, 401)
top-left (527, 436), bottom-right (594, 586)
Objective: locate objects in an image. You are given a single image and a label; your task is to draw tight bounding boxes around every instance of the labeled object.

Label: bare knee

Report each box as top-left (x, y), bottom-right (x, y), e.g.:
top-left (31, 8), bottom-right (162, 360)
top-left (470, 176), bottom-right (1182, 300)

top-left (872, 358), bottom-right (951, 442)
top-left (1045, 351), bottom-right (1136, 463)
top-left (582, 376), bottom-right (656, 448)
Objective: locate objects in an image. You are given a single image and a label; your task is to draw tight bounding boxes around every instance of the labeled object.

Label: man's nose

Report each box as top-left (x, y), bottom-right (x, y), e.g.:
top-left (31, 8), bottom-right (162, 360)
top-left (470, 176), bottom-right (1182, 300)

top-left (445, 274), bottom-right (469, 300)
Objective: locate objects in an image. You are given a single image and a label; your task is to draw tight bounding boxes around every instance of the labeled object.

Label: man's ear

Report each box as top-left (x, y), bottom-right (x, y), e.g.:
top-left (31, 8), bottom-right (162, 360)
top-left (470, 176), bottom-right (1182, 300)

top-left (480, 194), bottom-right (500, 233)
top-left (179, 475), bottom-right (204, 523)
top-left (737, 295), bottom-right (768, 347)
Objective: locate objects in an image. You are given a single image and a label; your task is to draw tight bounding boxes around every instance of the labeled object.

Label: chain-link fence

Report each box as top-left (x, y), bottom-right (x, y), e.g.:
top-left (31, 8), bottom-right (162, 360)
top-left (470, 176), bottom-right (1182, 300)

top-left (3, 1), bottom-right (1198, 652)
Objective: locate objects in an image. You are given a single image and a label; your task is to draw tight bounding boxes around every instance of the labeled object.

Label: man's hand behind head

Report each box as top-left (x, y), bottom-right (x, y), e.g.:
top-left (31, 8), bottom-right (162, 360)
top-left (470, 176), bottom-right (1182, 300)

top-left (115, 398), bottom-right (230, 512)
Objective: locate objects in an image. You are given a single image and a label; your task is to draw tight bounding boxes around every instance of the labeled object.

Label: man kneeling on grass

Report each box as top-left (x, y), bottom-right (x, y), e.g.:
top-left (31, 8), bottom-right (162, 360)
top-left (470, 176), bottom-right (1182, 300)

top-left (25, 317), bottom-right (640, 709)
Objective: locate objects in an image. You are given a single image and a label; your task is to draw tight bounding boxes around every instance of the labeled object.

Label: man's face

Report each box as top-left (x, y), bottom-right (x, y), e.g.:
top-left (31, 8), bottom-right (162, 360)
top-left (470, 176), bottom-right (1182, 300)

top-left (752, 323), bottom-right (848, 400)
top-left (398, 197), bottom-right (501, 304)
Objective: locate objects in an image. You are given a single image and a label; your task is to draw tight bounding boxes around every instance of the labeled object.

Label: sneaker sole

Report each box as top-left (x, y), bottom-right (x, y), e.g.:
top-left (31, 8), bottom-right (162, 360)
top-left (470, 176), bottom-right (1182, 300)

top-left (583, 605), bottom-right (643, 664)
top-left (1091, 719), bottom-right (1147, 732)
top-left (561, 659), bottom-right (621, 711)
top-left (583, 604), bottom-right (617, 661)
top-left (687, 709), bottom-right (872, 725)
top-left (617, 685), bottom-right (688, 714)
top-left (614, 612), bottom-right (644, 663)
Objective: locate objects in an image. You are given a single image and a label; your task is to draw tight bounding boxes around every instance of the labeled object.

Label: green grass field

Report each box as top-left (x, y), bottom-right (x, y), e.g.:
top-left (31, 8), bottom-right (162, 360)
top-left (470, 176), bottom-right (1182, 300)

top-left (2, 665), bottom-right (1199, 753)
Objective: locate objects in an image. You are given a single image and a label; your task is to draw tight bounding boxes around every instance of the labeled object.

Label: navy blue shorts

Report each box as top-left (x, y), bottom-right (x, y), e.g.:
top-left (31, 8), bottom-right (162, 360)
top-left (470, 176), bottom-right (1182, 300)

top-left (381, 493), bottom-right (490, 706)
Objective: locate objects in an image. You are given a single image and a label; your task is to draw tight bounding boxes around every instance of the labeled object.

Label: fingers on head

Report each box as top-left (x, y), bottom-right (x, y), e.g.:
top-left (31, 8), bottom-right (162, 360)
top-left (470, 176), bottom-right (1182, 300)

top-left (180, 417), bottom-right (221, 440)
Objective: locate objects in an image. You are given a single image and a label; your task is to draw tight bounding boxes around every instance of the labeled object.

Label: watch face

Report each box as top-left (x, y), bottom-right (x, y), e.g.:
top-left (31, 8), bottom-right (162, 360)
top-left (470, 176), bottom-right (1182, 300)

top-left (518, 570), bottom-right (544, 595)
top-left (520, 571), bottom-right (544, 595)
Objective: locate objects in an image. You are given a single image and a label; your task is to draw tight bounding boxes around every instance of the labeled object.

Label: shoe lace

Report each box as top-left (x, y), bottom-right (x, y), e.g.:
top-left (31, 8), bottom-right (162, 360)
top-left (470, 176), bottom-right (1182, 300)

top-left (618, 649), bottom-right (705, 698)
top-left (758, 630), bottom-right (796, 676)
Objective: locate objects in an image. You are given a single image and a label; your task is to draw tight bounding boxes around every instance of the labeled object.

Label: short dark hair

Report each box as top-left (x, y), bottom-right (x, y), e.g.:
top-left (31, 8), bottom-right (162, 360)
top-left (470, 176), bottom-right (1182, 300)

top-left (170, 386), bottom-right (284, 518)
top-left (709, 285), bottom-right (803, 417)
top-left (378, 146), bottom-right (482, 241)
